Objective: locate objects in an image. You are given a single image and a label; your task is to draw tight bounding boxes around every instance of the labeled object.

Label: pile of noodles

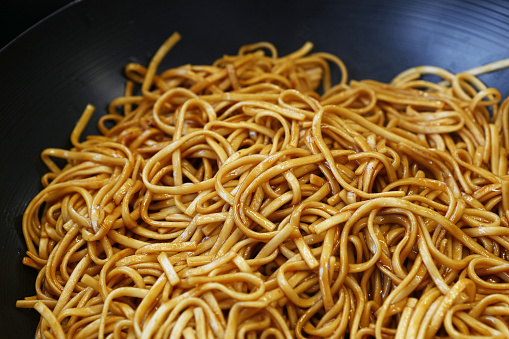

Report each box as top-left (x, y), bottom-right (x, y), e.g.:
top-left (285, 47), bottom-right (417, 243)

top-left (17, 32), bottom-right (509, 338)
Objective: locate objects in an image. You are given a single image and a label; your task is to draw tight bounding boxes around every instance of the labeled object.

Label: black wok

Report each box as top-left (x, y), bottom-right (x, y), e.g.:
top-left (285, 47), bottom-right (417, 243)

top-left (2, 0), bottom-right (509, 337)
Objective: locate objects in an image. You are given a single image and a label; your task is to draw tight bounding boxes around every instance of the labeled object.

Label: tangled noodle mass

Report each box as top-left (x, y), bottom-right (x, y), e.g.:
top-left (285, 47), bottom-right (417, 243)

top-left (17, 33), bottom-right (509, 338)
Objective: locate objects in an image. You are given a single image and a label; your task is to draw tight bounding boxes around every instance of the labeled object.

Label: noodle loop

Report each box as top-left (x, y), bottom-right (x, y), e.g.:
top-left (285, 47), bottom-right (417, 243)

top-left (18, 33), bottom-right (509, 338)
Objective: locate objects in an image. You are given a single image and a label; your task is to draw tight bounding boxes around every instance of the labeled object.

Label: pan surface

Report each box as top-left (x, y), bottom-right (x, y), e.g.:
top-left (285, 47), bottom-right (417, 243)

top-left (2, 0), bottom-right (509, 336)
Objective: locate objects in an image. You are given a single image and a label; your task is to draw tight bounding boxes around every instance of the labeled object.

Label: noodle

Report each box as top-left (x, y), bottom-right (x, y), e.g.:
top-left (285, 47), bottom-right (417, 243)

top-left (17, 32), bottom-right (509, 338)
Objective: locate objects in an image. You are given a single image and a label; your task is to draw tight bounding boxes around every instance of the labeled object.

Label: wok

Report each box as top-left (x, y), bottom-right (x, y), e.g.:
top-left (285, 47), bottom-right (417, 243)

top-left (2, 0), bottom-right (509, 337)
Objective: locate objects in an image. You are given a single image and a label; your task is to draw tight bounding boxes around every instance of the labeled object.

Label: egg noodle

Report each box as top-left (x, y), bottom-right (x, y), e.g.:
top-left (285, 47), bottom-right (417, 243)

top-left (16, 32), bottom-right (509, 338)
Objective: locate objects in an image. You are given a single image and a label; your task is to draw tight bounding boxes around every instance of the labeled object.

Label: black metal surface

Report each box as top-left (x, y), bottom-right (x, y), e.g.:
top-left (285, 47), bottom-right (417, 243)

top-left (2, 0), bottom-right (509, 336)
top-left (0, 0), bottom-right (74, 49)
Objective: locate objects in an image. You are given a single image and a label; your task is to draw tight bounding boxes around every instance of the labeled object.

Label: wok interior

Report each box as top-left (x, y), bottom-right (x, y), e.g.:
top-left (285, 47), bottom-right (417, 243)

top-left (3, 0), bottom-right (509, 336)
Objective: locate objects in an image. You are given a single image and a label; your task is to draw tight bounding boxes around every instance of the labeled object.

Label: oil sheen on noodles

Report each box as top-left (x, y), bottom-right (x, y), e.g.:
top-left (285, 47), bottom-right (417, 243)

top-left (17, 32), bottom-right (509, 338)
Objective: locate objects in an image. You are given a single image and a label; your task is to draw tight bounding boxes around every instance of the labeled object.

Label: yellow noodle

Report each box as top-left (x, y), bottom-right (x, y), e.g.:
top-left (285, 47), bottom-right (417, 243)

top-left (17, 32), bottom-right (509, 338)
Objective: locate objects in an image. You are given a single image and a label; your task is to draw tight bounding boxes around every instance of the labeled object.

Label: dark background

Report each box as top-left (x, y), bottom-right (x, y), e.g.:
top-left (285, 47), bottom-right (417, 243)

top-left (1, 0), bottom-right (74, 49)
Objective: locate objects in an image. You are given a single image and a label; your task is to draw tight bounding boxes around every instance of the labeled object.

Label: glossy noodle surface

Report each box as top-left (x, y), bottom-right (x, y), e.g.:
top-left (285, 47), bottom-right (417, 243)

top-left (17, 33), bottom-right (509, 338)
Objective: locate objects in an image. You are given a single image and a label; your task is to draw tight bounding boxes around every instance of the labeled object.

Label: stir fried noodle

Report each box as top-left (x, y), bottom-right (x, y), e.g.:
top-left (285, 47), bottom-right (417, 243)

top-left (17, 33), bottom-right (509, 338)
